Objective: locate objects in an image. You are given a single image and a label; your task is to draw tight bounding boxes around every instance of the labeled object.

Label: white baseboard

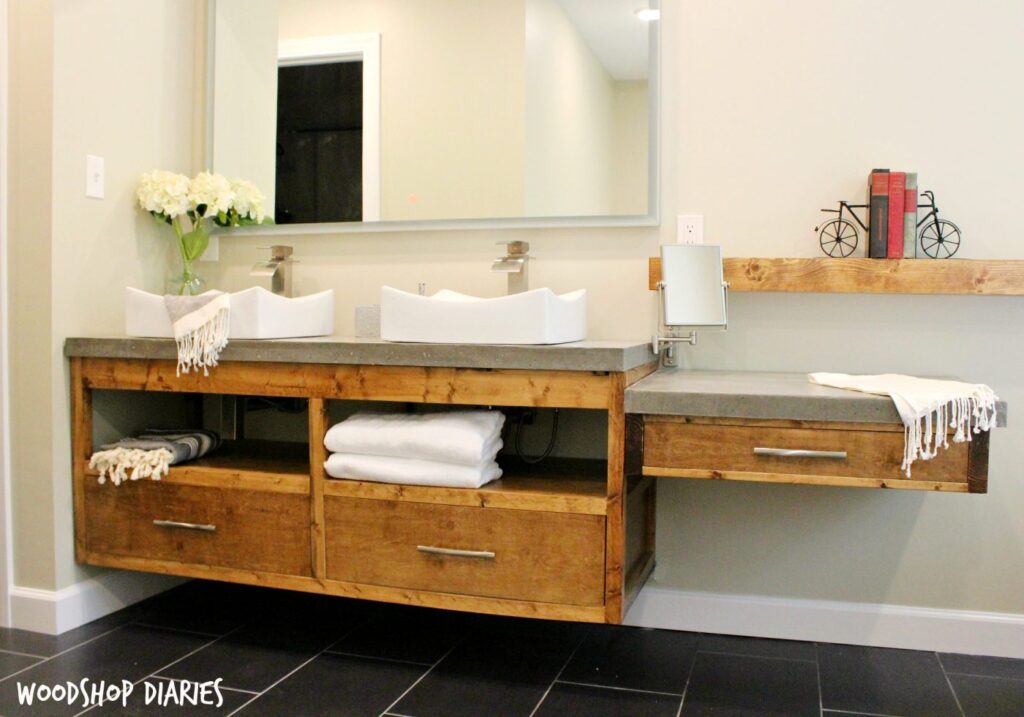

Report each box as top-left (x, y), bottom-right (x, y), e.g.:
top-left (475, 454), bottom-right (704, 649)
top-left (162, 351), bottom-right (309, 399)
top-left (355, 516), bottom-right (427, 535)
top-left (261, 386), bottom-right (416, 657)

top-left (9, 570), bottom-right (184, 635)
top-left (624, 585), bottom-right (1024, 659)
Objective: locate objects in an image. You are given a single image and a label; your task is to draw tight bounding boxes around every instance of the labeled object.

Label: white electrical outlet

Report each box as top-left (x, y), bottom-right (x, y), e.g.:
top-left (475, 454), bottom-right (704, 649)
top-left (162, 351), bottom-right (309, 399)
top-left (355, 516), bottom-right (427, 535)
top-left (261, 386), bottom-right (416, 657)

top-left (85, 155), bottom-right (104, 199)
top-left (677, 214), bottom-right (704, 244)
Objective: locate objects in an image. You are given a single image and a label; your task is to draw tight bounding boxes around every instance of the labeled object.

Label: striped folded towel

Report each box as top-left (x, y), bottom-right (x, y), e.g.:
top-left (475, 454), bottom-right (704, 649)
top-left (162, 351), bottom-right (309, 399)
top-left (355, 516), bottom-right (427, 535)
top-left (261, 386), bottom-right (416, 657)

top-left (89, 429), bottom-right (221, 485)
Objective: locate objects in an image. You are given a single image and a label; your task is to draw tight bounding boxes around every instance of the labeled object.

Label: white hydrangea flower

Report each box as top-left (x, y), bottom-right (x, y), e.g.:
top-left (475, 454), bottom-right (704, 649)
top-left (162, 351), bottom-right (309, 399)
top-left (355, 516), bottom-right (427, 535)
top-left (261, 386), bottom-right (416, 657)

top-left (230, 178), bottom-right (267, 223)
top-left (188, 171), bottom-right (234, 217)
top-left (136, 170), bottom-right (191, 218)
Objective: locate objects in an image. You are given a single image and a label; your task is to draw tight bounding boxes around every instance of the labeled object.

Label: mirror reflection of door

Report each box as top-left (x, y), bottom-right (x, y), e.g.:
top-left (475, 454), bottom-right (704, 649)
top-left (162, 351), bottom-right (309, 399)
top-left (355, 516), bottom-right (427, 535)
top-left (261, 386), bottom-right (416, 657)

top-left (276, 61), bottom-right (363, 224)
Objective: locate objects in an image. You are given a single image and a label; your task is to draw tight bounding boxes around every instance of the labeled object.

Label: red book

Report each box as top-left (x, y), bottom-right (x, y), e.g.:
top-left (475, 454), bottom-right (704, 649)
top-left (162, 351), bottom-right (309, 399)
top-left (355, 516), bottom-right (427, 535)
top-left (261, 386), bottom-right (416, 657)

top-left (887, 172), bottom-right (906, 258)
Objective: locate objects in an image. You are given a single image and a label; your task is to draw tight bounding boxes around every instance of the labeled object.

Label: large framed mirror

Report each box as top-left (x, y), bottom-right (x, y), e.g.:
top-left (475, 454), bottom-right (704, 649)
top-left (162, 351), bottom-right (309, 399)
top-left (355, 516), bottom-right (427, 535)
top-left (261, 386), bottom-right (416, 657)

top-left (206, 0), bottom-right (660, 234)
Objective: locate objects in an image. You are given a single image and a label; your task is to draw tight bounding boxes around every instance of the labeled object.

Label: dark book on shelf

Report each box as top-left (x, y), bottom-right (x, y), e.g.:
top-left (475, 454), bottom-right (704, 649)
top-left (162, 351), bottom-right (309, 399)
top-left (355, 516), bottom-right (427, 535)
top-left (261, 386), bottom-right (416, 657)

top-left (887, 171), bottom-right (906, 258)
top-left (869, 169), bottom-right (890, 258)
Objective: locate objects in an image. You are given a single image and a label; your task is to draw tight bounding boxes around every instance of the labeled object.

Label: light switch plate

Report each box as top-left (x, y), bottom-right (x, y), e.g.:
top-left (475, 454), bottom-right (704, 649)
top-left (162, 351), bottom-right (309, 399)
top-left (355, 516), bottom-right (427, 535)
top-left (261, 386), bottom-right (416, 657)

top-left (85, 155), bottom-right (104, 199)
top-left (677, 214), bottom-right (704, 244)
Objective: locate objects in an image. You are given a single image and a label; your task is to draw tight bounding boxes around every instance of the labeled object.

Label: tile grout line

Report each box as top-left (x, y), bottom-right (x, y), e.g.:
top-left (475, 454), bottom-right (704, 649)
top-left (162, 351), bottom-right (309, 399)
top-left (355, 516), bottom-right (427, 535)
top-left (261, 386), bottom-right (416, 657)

top-left (815, 643), bottom-right (824, 717)
top-left (71, 624), bottom-right (246, 717)
top-left (822, 710), bottom-right (910, 717)
top-left (130, 621), bottom-right (224, 639)
top-left (696, 648), bottom-right (818, 664)
top-left (377, 639), bottom-right (463, 717)
top-left (527, 632), bottom-right (587, 717)
top-left (674, 648), bottom-right (700, 717)
top-left (943, 670), bottom-right (1024, 682)
top-left (935, 652), bottom-right (966, 717)
top-left (554, 678), bottom-right (682, 698)
top-left (224, 614), bottom-right (375, 717)
top-left (0, 623), bottom-right (129, 685)
top-left (0, 647), bottom-right (48, 660)
top-left (323, 649), bottom-right (434, 667)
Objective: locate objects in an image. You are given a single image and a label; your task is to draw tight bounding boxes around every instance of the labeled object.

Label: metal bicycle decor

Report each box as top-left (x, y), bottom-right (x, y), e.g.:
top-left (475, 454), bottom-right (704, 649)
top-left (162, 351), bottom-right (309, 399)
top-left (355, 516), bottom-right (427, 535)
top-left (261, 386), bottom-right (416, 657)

top-left (815, 190), bottom-right (961, 258)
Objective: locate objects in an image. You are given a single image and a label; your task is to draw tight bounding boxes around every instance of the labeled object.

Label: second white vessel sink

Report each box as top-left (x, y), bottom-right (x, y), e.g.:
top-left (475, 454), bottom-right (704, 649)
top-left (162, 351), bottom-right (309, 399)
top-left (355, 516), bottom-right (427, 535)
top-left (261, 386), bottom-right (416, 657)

top-left (125, 287), bottom-right (334, 340)
top-left (380, 286), bottom-right (586, 345)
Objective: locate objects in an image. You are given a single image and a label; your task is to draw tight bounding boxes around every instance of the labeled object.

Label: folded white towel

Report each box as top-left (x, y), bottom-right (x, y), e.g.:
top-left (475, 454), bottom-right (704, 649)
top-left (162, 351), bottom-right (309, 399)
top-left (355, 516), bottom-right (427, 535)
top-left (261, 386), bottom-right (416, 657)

top-left (324, 453), bottom-right (502, 488)
top-left (324, 411), bottom-right (505, 466)
top-left (808, 373), bottom-right (998, 476)
top-left (164, 292), bottom-right (230, 376)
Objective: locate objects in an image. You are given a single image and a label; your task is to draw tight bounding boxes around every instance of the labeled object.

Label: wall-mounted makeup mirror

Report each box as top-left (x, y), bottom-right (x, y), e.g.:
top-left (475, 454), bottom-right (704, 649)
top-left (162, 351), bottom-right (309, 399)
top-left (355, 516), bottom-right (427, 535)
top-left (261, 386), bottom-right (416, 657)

top-left (206, 0), bottom-right (660, 234)
top-left (653, 244), bottom-right (728, 365)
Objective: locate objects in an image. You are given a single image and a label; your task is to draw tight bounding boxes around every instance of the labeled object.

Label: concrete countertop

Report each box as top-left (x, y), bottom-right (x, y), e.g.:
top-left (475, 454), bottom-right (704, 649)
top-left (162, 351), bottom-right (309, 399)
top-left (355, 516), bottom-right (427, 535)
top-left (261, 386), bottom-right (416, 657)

top-left (626, 370), bottom-right (1008, 425)
top-left (64, 336), bottom-right (657, 373)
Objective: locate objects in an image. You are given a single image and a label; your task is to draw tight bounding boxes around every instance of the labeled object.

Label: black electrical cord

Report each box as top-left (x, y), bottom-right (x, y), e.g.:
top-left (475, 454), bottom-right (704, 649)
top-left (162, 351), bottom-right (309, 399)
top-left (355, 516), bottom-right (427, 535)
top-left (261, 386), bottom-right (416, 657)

top-left (514, 408), bottom-right (559, 464)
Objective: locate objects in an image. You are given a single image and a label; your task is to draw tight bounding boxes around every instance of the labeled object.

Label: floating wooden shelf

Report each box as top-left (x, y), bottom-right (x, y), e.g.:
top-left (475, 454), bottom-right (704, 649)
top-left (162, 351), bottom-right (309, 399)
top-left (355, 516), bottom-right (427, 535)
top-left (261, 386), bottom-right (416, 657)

top-left (648, 257), bottom-right (1024, 295)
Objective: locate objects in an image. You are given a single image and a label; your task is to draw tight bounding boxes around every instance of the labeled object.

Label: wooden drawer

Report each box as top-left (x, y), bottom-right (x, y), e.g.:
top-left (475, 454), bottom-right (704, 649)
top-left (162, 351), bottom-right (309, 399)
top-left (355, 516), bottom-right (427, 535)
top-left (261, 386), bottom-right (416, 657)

top-left (643, 417), bottom-right (987, 492)
top-left (84, 480), bottom-right (312, 576)
top-left (324, 497), bottom-right (606, 606)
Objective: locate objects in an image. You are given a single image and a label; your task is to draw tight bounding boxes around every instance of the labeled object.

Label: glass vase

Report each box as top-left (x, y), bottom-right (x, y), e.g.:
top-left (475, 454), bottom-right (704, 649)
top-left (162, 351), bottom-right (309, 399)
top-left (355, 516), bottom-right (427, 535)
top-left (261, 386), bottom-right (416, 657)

top-left (168, 258), bottom-right (207, 296)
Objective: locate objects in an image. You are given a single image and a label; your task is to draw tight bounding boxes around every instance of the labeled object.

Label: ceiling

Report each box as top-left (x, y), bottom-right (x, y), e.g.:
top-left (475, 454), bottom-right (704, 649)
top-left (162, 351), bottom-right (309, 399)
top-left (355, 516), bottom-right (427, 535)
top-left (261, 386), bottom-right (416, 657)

top-left (553, 0), bottom-right (653, 81)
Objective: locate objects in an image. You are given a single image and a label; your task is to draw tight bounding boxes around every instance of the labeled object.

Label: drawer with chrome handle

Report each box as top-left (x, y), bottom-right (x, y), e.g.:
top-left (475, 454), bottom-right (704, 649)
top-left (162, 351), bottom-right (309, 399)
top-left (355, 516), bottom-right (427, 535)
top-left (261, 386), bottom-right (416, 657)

top-left (641, 416), bottom-right (974, 485)
top-left (83, 479), bottom-right (312, 576)
top-left (325, 496), bottom-right (605, 605)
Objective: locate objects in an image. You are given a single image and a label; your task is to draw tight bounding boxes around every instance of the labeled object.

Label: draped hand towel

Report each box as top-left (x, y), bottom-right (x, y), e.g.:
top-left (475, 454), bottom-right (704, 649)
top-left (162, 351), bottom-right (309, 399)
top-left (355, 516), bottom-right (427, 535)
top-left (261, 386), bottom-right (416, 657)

top-left (324, 453), bottom-right (502, 488)
top-left (89, 429), bottom-right (221, 486)
top-left (324, 411), bottom-right (505, 466)
top-left (808, 373), bottom-right (998, 476)
top-left (164, 292), bottom-right (230, 376)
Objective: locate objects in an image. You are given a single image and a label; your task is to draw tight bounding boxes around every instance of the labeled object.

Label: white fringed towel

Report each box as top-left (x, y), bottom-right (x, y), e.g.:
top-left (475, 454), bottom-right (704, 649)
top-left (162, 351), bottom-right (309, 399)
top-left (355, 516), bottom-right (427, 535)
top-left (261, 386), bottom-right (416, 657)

top-left (808, 373), bottom-right (998, 476)
top-left (324, 453), bottom-right (502, 488)
top-left (324, 411), bottom-right (505, 466)
top-left (164, 292), bottom-right (230, 376)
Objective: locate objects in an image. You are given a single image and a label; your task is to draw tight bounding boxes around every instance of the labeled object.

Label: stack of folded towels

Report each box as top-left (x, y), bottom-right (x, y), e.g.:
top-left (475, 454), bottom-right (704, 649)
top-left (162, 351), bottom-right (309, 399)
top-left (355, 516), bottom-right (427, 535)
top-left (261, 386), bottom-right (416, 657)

top-left (323, 411), bottom-right (505, 488)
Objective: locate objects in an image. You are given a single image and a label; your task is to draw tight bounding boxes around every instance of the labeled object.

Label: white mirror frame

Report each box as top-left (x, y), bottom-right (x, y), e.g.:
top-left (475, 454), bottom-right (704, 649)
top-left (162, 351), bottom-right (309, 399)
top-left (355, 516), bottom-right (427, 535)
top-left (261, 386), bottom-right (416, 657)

top-left (204, 0), bottom-right (660, 235)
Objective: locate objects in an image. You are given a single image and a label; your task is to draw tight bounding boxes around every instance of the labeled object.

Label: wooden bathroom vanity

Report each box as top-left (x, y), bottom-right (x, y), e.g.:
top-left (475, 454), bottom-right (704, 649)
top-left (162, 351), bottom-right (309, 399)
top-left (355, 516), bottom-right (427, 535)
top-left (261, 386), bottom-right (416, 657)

top-left (65, 340), bottom-right (1002, 625)
top-left (65, 338), bottom-right (658, 624)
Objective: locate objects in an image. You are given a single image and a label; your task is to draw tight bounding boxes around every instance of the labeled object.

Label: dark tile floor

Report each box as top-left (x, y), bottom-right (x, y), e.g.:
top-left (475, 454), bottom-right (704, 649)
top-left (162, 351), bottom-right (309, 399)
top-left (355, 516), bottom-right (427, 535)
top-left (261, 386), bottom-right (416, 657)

top-left (0, 581), bottom-right (1020, 716)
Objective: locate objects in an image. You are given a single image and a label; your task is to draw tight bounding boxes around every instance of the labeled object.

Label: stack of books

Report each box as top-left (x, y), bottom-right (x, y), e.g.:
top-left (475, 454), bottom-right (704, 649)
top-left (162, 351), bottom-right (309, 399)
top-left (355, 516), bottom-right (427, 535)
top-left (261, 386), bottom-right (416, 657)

top-left (868, 169), bottom-right (918, 258)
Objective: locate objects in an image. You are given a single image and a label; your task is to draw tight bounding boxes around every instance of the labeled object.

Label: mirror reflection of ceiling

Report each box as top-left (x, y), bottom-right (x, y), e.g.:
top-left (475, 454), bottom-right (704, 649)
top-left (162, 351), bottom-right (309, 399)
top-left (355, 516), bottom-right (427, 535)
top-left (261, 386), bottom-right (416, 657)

top-left (210, 0), bottom-right (655, 227)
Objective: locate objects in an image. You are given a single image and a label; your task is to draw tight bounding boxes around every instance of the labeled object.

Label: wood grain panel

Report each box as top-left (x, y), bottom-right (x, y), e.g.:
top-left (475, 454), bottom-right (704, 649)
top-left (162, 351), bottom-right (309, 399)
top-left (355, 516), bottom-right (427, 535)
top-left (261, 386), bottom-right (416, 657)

top-left (604, 372), bottom-right (627, 622)
top-left (84, 480), bottom-right (312, 576)
top-left (322, 458), bottom-right (607, 515)
top-left (308, 398), bottom-right (328, 579)
top-left (325, 497), bottom-right (605, 606)
top-left (77, 550), bottom-right (608, 622)
top-left (643, 418), bottom-right (972, 489)
top-left (649, 257), bottom-right (1024, 295)
top-left (79, 358), bottom-right (612, 408)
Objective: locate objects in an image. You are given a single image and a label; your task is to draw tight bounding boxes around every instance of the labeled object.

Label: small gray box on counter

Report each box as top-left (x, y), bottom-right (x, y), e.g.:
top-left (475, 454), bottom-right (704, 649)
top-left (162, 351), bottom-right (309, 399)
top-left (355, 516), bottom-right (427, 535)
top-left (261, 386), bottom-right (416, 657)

top-left (355, 305), bottom-right (381, 338)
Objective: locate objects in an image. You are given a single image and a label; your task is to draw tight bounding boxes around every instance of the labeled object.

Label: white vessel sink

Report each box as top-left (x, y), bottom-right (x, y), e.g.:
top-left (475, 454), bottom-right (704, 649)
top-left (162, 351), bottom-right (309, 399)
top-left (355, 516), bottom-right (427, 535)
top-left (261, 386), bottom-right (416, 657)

top-left (125, 287), bottom-right (334, 340)
top-left (380, 286), bottom-right (586, 345)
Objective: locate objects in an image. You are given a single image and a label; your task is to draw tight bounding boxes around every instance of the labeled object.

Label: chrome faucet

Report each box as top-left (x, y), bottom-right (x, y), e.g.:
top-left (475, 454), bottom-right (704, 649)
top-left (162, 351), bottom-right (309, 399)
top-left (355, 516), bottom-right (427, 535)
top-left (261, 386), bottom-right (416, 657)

top-left (251, 245), bottom-right (294, 297)
top-left (491, 241), bottom-right (530, 295)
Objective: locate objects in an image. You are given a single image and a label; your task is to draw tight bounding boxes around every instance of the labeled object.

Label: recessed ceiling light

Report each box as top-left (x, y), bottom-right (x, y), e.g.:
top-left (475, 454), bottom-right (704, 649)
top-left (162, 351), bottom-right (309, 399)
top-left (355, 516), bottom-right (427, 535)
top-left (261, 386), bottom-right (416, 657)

top-left (635, 8), bottom-right (660, 21)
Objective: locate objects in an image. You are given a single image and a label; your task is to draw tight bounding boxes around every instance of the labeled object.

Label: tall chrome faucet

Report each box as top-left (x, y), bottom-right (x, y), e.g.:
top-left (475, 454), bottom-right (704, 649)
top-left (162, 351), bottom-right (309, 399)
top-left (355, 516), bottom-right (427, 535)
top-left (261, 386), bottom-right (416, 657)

top-left (491, 241), bottom-right (530, 295)
top-left (251, 245), bottom-right (294, 297)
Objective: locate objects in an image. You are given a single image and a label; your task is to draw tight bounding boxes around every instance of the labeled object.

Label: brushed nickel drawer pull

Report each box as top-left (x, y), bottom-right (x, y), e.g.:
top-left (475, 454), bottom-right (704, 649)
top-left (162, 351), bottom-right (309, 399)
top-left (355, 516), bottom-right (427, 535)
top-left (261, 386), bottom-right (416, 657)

top-left (416, 545), bottom-right (495, 560)
top-left (754, 447), bottom-right (848, 460)
top-left (152, 519), bottom-right (217, 533)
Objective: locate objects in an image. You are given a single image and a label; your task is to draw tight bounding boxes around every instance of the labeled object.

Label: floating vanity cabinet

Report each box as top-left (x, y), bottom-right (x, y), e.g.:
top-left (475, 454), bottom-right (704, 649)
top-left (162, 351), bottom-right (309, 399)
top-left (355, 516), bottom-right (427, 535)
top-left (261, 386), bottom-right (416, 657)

top-left (65, 338), bottom-right (658, 624)
top-left (627, 370), bottom-right (1003, 493)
